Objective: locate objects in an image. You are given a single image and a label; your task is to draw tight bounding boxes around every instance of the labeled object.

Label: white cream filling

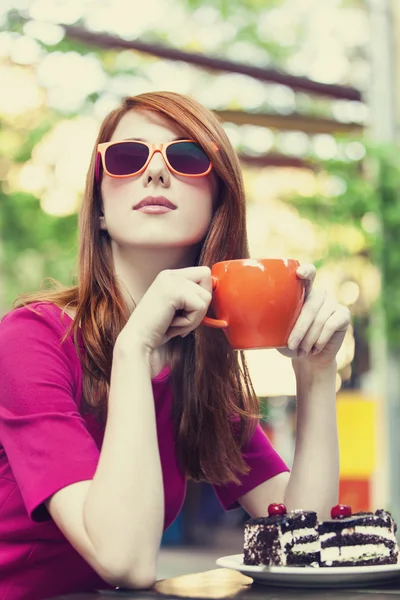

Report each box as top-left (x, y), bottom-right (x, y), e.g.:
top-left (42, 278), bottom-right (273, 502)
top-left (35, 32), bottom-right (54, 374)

top-left (280, 530), bottom-right (293, 549)
top-left (291, 527), bottom-right (318, 541)
top-left (276, 543), bottom-right (288, 566)
top-left (341, 526), bottom-right (397, 543)
top-left (292, 540), bottom-right (320, 553)
top-left (321, 544), bottom-right (391, 562)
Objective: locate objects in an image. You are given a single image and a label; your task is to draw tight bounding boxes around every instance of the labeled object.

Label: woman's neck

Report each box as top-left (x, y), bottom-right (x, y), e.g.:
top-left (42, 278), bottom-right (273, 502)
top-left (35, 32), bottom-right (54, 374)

top-left (110, 244), bottom-right (199, 377)
top-left (111, 243), bottom-right (199, 312)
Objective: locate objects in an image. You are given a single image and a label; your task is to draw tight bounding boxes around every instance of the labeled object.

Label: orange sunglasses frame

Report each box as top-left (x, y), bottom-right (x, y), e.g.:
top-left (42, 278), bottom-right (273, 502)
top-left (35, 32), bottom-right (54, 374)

top-left (95, 139), bottom-right (218, 181)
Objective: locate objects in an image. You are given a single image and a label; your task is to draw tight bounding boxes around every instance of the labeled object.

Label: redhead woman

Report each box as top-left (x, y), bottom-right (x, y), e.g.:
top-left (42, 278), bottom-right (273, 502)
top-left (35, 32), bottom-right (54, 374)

top-left (0, 92), bottom-right (350, 600)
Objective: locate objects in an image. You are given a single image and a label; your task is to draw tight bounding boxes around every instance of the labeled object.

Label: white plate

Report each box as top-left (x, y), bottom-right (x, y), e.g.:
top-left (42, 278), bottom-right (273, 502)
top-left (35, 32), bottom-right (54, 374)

top-left (216, 554), bottom-right (400, 588)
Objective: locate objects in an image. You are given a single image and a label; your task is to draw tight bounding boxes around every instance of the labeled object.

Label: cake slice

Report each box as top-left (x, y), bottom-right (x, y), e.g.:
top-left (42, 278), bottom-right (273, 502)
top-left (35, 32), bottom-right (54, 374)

top-left (244, 513), bottom-right (288, 566)
top-left (318, 507), bottom-right (399, 567)
top-left (283, 509), bottom-right (320, 566)
top-left (244, 504), bottom-right (319, 567)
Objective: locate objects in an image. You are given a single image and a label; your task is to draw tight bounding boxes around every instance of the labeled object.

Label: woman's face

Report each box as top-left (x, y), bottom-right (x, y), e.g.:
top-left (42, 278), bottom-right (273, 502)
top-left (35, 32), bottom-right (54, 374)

top-left (100, 109), bottom-right (218, 251)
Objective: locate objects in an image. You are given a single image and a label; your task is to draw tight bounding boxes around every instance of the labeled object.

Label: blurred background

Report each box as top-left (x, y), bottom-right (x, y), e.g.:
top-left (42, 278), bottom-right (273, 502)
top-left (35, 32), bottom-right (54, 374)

top-left (1, 0), bottom-right (400, 579)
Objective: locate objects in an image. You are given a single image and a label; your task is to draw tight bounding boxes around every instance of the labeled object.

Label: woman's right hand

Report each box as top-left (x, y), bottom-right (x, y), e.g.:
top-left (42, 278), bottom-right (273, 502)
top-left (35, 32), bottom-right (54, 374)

top-left (116, 266), bottom-right (213, 354)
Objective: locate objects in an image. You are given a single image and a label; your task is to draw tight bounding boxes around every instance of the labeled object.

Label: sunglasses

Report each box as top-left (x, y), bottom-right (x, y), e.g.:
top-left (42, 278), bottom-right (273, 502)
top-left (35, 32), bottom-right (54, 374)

top-left (95, 139), bottom-right (217, 181)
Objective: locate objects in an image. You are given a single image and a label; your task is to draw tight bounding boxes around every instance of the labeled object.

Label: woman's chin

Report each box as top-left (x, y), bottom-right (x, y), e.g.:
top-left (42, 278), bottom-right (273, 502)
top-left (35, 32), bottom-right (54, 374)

top-left (112, 236), bottom-right (205, 251)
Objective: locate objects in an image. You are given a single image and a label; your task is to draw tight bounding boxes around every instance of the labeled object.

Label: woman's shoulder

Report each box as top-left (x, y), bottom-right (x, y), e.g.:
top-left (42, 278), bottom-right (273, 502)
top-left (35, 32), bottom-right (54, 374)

top-left (0, 302), bottom-right (82, 402)
top-left (0, 302), bottom-right (75, 343)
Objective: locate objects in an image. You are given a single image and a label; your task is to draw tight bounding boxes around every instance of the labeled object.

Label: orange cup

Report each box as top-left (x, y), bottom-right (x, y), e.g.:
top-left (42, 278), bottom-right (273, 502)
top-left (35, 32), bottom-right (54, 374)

top-left (202, 258), bottom-right (305, 350)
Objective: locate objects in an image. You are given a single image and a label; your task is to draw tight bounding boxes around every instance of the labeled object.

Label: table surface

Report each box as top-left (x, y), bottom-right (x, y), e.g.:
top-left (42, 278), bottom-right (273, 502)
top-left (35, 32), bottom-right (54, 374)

top-left (49, 567), bottom-right (400, 600)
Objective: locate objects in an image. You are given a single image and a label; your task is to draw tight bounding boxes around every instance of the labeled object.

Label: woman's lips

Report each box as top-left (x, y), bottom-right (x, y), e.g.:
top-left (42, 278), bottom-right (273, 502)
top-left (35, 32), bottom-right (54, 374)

top-left (136, 205), bottom-right (174, 214)
top-left (134, 196), bottom-right (177, 213)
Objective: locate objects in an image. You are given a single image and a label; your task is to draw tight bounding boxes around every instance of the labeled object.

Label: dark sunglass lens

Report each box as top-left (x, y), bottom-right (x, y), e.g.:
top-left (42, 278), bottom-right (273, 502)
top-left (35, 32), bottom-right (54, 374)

top-left (105, 142), bottom-right (149, 176)
top-left (167, 142), bottom-right (210, 175)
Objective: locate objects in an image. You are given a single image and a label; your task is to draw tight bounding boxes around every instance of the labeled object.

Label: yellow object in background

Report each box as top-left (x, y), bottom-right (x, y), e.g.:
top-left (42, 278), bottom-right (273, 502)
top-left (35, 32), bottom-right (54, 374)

top-left (337, 392), bottom-right (376, 478)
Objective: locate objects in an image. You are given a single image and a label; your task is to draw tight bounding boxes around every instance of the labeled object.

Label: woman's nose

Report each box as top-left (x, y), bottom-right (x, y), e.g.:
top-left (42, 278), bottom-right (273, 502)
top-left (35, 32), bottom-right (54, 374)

top-left (144, 150), bottom-right (170, 186)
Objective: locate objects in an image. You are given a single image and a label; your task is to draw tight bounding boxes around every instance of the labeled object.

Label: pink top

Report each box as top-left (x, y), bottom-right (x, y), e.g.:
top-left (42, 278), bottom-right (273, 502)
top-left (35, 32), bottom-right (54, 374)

top-left (0, 303), bottom-right (288, 600)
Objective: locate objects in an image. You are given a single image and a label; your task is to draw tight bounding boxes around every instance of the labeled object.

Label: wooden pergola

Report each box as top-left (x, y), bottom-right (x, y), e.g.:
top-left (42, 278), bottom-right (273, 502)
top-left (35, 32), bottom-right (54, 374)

top-left (62, 23), bottom-right (364, 170)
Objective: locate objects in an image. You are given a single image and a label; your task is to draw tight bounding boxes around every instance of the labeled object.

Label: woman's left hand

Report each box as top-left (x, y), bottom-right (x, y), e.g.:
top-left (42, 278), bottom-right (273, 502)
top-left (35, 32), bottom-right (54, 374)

top-left (278, 264), bottom-right (351, 367)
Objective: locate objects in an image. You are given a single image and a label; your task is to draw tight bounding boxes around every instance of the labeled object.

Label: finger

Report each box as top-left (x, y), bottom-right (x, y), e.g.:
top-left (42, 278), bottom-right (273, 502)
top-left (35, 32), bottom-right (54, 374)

top-left (164, 326), bottom-right (193, 342)
top-left (170, 315), bottom-right (195, 327)
top-left (165, 315), bottom-right (200, 341)
top-left (167, 311), bottom-right (208, 340)
top-left (196, 269), bottom-right (213, 294)
top-left (297, 298), bottom-right (338, 356)
top-left (183, 291), bottom-right (210, 316)
top-left (312, 307), bottom-right (351, 355)
top-left (170, 308), bottom-right (209, 328)
top-left (170, 284), bottom-right (212, 329)
top-left (187, 281), bottom-right (212, 304)
top-left (296, 264), bottom-right (316, 298)
top-left (175, 266), bottom-right (213, 291)
top-left (159, 267), bottom-right (212, 299)
top-left (165, 326), bottom-right (199, 342)
top-left (172, 281), bottom-right (212, 313)
top-left (165, 323), bottom-right (201, 340)
top-left (288, 289), bottom-right (326, 351)
top-left (162, 326), bottom-right (187, 344)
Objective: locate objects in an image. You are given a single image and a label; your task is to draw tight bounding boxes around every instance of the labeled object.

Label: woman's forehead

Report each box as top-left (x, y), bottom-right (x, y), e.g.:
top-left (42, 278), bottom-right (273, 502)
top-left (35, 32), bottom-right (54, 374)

top-left (110, 109), bottom-right (187, 142)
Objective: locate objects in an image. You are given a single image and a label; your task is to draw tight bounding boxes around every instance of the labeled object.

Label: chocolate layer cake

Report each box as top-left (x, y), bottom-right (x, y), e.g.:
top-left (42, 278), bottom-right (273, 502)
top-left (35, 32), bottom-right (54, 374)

top-left (243, 504), bottom-right (399, 568)
top-left (244, 509), bottom-right (319, 567)
top-left (286, 510), bottom-right (320, 566)
top-left (318, 509), bottom-right (399, 567)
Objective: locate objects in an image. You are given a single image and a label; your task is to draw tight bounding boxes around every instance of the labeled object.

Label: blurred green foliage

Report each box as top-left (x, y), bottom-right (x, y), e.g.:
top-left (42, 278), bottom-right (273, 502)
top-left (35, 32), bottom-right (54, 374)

top-left (286, 143), bottom-right (400, 348)
top-left (372, 146), bottom-right (400, 347)
top-left (0, 115), bottom-right (78, 309)
top-left (0, 190), bottom-right (77, 309)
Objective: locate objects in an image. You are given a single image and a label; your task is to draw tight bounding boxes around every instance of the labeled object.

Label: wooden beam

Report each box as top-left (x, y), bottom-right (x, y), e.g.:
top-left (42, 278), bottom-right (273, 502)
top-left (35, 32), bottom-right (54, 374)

top-left (238, 153), bottom-right (315, 170)
top-left (215, 110), bottom-right (364, 135)
top-left (61, 23), bottom-right (363, 101)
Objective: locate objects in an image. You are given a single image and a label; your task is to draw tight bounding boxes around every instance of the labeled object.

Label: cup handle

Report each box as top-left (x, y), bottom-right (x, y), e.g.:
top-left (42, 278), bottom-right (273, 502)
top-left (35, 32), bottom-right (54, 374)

top-left (201, 276), bottom-right (228, 329)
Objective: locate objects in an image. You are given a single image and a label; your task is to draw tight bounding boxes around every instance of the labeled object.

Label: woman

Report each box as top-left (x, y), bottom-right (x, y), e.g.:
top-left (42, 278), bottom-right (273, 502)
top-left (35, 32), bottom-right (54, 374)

top-left (0, 91), bottom-right (350, 600)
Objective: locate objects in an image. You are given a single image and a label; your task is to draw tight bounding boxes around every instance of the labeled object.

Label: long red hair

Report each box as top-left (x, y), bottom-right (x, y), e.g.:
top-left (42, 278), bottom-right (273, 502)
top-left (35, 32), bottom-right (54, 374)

top-left (15, 91), bottom-right (259, 484)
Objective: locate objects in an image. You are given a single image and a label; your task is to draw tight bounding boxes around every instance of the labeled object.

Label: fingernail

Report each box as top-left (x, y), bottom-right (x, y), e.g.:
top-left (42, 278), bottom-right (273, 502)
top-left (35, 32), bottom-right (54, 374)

top-left (297, 348), bottom-right (306, 358)
top-left (289, 337), bottom-right (300, 350)
top-left (297, 267), bottom-right (307, 276)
